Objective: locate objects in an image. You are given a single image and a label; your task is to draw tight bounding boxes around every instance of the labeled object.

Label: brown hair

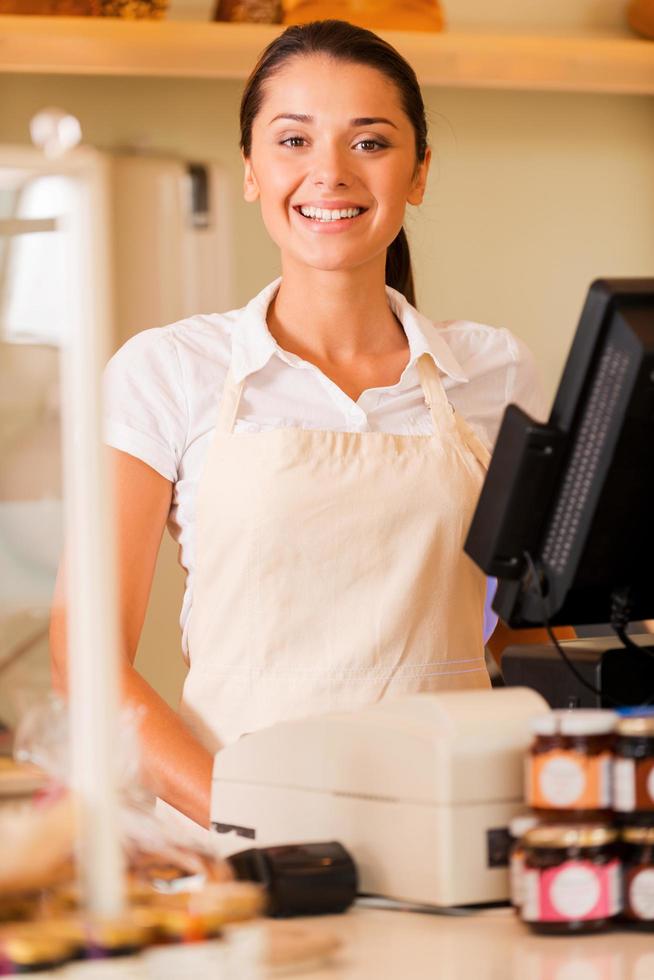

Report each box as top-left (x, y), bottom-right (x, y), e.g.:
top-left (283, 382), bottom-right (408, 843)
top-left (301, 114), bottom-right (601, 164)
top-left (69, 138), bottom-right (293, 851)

top-left (239, 19), bottom-right (428, 306)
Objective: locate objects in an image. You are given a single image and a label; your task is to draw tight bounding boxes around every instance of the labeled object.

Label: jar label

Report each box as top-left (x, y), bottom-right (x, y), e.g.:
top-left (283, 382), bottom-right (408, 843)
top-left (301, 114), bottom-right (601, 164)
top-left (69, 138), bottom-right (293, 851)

top-left (528, 750), bottom-right (611, 810)
top-left (522, 859), bottom-right (621, 922)
top-left (614, 757), bottom-right (636, 811)
top-left (630, 869), bottom-right (654, 921)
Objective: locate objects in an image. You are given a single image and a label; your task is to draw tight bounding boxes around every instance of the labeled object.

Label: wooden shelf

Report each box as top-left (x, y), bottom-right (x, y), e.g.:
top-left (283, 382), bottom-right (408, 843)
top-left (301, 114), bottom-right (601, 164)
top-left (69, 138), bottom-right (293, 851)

top-left (0, 17), bottom-right (653, 94)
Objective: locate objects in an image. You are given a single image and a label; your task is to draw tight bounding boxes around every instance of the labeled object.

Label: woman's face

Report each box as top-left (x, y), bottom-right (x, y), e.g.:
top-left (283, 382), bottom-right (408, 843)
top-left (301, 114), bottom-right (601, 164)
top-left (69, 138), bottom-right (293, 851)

top-left (243, 54), bottom-right (430, 275)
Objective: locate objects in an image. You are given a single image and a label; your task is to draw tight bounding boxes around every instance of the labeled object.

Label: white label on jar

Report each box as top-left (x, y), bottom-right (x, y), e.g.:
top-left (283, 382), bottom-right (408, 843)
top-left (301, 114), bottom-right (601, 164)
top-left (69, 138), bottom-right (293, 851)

top-left (539, 755), bottom-right (585, 806)
top-left (613, 757), bottom-right (636, 812)
top-left (522, 869), bottom-right (540, 921)
top-left (630, 869), bottom-right (654, 920)
top-left (648, 766), bottom-right (654, 804)
top-left (550, 864), bottom-right (601, 919)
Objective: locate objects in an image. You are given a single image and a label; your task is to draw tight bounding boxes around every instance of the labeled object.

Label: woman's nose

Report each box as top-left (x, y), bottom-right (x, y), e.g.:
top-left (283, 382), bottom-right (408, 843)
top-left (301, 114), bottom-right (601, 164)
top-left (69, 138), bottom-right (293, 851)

top-left (310, 146), bottom-right (353, 189)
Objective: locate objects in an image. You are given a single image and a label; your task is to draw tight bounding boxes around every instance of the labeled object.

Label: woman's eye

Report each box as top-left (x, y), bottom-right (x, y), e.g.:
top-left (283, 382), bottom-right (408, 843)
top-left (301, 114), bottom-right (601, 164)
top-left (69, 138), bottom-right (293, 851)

top-left (354, 139), bottom-right (386, 152)
top-left (280, 136), bottom-right (307, 148)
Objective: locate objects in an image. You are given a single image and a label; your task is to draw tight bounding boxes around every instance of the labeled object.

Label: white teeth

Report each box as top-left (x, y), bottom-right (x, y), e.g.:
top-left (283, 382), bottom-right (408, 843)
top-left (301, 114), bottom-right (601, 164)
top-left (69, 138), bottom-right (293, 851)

top-left (298, 206), bottom-right (362, 221)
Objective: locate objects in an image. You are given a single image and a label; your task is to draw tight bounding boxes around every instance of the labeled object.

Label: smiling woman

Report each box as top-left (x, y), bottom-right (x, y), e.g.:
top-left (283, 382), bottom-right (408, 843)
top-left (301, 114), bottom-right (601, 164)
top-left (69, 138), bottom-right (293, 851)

top-left (51, 18), bottom-right (547, 842)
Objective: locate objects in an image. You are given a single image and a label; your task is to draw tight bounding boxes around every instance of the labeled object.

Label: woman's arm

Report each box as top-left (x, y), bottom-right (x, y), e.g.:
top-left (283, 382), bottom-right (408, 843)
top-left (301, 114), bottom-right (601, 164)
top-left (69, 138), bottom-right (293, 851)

top-left (50, 449), bottom-right (213, 828)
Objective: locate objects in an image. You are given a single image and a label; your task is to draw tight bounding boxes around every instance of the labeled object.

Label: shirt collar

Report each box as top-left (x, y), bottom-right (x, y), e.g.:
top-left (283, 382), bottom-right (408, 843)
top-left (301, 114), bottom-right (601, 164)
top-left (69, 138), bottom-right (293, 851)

top-left (229, 276), bottom-right (469, 385)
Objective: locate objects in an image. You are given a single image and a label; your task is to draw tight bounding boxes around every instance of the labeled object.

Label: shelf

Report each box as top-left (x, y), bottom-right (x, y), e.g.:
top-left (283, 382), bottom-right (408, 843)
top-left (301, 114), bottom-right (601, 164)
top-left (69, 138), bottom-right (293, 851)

top-left (0, 17), bottom-right (653, 94)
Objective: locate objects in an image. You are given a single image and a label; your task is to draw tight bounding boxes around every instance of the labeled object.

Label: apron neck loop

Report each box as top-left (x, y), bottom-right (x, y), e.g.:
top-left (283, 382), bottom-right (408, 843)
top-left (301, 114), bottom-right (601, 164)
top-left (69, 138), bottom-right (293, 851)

top-left (416, 354), bottom-right (455, 432)
top-left (218, 354), bottom-right (455, 436)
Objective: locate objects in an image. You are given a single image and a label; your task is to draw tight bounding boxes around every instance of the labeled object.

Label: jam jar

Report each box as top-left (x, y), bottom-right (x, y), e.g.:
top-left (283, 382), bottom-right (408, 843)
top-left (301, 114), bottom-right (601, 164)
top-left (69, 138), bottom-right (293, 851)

top-left (613, 716), bottom-right (654, 816)
top-left (520, 824), bottom-right (621, 934)
top-left (526, 710), bottom-right (616, 820)
top-left (508, 814), bottom-right (539, 911)
top-left (620, 825), bottom-right (654, 928)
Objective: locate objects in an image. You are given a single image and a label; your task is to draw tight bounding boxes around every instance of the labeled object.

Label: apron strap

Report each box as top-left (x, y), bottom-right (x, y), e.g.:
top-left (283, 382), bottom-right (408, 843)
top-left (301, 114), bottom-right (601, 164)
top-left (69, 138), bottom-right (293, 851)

top-left (416, 353), bottom-right (456, 433)
top-left (215, 369), bottom-right (245, 434)
top-left (417, 353), bottom-right (491, 470)
top-left (455, 413), bottom-right (491, 469)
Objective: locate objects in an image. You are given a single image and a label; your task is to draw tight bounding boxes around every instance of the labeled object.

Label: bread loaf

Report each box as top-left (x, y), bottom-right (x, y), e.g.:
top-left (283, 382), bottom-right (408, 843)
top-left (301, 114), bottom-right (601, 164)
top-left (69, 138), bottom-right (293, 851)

top-left (627, 0), bottom-right (654, 38)
top-left (282, 0), bottom-right (444, 32)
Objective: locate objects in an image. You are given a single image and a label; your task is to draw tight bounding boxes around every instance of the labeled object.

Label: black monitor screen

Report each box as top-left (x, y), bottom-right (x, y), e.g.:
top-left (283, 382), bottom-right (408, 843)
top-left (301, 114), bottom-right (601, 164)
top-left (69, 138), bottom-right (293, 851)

top-left (464, 278), bottom-right (654, 630)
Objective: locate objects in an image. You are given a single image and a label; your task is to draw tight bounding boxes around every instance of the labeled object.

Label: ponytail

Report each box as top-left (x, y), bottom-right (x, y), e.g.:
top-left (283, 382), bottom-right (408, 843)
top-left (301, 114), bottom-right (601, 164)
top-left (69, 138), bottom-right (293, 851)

top-left (385, 227), bottom-right (416, 307)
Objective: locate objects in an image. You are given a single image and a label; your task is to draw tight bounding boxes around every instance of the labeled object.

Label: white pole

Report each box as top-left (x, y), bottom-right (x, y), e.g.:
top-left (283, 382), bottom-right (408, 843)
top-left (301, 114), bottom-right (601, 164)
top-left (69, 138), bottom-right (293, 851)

top-left (45, 124), bottom-right (125, 919)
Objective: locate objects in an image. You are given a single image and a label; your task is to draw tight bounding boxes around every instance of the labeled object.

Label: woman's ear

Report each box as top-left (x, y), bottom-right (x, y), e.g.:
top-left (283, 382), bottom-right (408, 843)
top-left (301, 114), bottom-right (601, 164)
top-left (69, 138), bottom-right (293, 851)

top-left (407, 146), bottom-right (431, 206)
top-left (242, 152), bottom-right (260, 203)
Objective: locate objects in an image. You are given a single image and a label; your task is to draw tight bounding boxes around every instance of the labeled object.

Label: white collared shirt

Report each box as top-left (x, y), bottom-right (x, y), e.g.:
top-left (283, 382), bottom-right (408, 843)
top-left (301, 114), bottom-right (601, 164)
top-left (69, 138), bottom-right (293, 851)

top-left (104, 278), bottom-right (547, 654)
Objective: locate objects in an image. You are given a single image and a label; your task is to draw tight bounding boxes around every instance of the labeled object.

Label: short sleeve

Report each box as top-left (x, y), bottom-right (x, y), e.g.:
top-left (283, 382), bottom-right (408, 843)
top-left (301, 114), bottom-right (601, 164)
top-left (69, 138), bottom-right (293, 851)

top-left (505, 331), bottom-right (549, 424)
top-left (103, 328), bottom-right (187, 482)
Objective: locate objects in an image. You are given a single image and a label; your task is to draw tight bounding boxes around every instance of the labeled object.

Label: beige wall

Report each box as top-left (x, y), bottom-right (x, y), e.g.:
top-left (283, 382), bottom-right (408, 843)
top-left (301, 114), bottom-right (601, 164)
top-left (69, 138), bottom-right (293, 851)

top-left (2, 66), bottom-right (652, 707)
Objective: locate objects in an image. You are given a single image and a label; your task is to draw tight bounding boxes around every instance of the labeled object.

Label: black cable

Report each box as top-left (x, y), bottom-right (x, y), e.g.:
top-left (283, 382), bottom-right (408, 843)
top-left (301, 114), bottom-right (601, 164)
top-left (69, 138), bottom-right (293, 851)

top-left (522, 551), bottom-right (624, 708)
top-left (522, 552), bottom-right (654, 708)
top-left (610, 587), bottom-right (654, 662)
top-left (610, 587), bottom-right (641, 652)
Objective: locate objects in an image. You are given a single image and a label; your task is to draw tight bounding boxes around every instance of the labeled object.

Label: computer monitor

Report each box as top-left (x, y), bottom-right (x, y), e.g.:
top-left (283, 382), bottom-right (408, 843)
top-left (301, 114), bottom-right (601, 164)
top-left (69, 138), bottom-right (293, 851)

top-left (465, 278), bottom-right (654, 633)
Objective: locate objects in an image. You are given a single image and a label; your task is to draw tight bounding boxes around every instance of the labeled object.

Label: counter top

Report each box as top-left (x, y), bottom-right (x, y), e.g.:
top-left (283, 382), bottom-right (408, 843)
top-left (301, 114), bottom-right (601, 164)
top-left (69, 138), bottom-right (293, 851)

top-left (292, 903), bottom-right (654, 979)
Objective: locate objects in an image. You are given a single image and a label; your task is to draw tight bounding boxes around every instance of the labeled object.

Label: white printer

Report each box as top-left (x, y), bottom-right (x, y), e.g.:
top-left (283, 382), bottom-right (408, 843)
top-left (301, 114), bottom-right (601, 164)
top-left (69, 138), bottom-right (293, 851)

top-left (210, 687), bottom-right (548, 906)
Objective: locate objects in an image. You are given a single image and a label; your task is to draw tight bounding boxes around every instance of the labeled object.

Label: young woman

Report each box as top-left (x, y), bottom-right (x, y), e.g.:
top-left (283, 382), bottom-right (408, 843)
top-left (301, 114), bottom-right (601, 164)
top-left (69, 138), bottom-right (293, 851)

top-left (51, 20), bottom-right (548, 834)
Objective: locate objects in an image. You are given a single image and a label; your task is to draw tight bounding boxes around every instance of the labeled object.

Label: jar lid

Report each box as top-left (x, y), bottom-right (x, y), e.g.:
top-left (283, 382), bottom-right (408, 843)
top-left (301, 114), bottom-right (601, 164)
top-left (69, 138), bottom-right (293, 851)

top-left (509, 814), bottom-right (539, 838)
top-left (617, 716), bottom-right (654, 737)
top-left (529, 710), bottom-right (617, 736)
top-left (622, 826), bottom-right (654, 845)
top-left (557, 709), bottom-right (617, 736)
top-left (529, 714), bottom-right (558, 735)
top-left (524, 824), bottom-right (617, 849)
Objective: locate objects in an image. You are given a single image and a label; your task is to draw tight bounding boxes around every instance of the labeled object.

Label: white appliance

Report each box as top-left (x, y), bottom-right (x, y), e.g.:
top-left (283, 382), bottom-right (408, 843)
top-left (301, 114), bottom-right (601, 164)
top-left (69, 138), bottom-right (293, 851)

top-left (211, 687), bottom-right (549, 907)
top-left (110, 154), bottom-right (233, 347)
top-left (1, 144), bottom-right (231, 714)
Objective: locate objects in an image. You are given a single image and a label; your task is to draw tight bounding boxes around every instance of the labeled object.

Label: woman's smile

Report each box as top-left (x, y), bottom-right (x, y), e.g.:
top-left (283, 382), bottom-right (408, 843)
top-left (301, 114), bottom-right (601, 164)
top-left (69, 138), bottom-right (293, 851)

top-left (291, 201), bottom-right (371, 233)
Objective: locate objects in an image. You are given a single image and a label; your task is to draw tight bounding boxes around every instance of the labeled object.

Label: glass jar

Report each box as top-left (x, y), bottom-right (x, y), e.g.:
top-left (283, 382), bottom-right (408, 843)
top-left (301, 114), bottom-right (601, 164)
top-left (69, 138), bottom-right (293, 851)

top-left (526, 710), bottom-right (616, 820)
top-left (521, 824), bottom-right (621, 934)
top-left (613, 716), bottom-right (654, 815)
top-left (620, 825), bottom-right (654, 928)
top-left (508, 814), bottom-right (539, 912)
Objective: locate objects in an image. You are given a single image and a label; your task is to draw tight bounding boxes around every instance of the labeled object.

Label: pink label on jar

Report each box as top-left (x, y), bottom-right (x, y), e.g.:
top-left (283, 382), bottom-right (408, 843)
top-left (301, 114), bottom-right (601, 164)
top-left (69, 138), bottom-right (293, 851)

top-left (522, 859), bottom-right (621, 922)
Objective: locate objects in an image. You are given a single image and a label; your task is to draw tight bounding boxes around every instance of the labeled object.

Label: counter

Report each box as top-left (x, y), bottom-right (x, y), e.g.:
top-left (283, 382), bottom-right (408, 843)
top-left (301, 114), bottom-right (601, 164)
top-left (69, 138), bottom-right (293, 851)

top-left (292, 903), bottom-right (653, 979)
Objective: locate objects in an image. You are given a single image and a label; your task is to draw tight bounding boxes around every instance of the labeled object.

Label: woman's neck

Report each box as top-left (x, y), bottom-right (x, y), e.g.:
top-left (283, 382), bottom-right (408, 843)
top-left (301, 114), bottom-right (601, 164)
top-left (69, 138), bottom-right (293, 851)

top-left (267, 261), bottom-right (408, 365)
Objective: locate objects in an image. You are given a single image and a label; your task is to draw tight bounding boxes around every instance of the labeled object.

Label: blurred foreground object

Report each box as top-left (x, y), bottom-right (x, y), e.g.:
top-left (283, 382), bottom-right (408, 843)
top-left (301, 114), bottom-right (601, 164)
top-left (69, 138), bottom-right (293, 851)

top-left (214, 0), bottom-right (281, 22)
top-left (0, 0), bottom-right (167, 16)
top-left (628, 0), bottom-right (654, 37)
top-left (282, 0), bottom-right (445, 31)
top-left (0, 796), bottom-right (74, 895)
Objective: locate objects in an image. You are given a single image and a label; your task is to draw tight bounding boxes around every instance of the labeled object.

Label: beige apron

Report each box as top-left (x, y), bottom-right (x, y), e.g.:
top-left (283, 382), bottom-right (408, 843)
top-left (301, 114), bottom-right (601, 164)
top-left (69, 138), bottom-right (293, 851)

top-left (180, 350), bottom-right (491, 757)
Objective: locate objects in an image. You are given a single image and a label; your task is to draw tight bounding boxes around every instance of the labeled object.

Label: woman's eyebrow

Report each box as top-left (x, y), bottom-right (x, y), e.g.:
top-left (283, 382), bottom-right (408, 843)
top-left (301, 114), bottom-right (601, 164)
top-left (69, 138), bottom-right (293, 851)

top-left (268, 113), bottom-right (398, 129)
